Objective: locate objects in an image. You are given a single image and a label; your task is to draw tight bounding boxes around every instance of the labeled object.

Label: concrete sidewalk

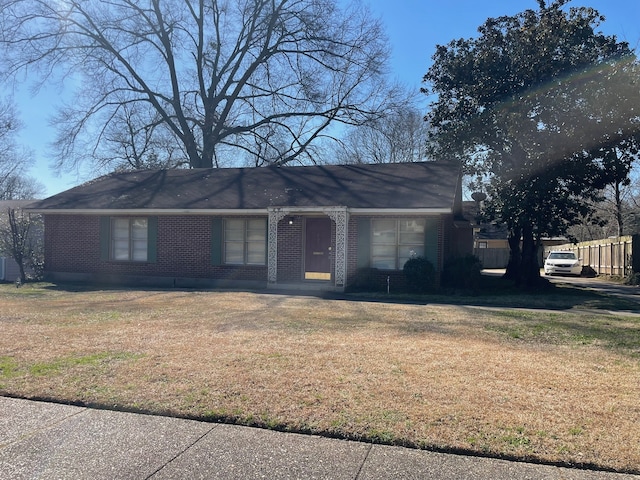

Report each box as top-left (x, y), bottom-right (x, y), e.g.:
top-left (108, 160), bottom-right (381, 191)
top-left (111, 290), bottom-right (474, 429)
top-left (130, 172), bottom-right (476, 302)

top-left (1, 397), bottom-right (638, 480)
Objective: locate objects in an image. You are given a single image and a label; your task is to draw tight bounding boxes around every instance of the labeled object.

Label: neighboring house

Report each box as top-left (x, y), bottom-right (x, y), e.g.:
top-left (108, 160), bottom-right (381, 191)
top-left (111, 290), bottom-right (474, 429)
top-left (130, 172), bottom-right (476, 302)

top-left (462, 200), bottom-right (510, 268)
top-left (27, 162), bottom-right (472, 291)
top-left (462, 201), bottom-right (570, 269)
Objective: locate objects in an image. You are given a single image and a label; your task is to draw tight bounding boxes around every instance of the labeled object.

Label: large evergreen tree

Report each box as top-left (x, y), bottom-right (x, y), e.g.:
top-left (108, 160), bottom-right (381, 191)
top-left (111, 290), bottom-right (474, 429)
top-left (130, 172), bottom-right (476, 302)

top-left (423, 0), bottom-right (640, 287)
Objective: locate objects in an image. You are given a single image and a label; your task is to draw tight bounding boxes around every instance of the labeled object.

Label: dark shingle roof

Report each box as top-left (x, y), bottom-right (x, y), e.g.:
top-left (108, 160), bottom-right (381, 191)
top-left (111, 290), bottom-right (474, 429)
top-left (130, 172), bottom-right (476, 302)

top-left (28, 162), bottom-right (461, 212)
top-left (0, 200), bottom-right (39, 210)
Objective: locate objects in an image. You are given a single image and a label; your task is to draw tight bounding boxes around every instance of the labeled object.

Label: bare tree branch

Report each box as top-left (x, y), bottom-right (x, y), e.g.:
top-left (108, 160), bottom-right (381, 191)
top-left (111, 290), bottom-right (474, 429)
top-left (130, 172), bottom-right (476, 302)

top-left (0, 0), bottom-right (401, 171)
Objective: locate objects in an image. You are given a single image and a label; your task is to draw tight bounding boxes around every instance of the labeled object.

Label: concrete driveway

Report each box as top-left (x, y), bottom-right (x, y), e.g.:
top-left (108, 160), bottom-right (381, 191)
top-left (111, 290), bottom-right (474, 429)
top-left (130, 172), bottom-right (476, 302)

top-left (545, 272), bottom-right (640, 307)
top-left (483, 269), bottom-right (640, 309)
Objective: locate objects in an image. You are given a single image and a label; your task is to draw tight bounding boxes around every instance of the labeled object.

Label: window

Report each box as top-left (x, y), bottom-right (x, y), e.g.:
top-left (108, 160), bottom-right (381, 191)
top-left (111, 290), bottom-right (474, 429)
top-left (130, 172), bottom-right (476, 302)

top-left (111, 218), bottom-right (148, 261)
top-left (548, 252), bottom-right (576, 260)
top-left (371, 218), bottom-right (425, 270)
top-left (478, 241), bottom-right (488, 249)
top-left (224, 218), bottom-right (266, 265)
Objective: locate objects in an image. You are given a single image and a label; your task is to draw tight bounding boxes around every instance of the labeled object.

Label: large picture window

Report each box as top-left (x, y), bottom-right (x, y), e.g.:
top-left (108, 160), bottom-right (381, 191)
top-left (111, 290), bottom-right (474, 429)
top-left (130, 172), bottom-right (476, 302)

top-left (224, 218), bottom-right (266, 265)
top-left (371, 218), bottom-right (426, 270)
top-left (111, 217), bottom-right (148, 261)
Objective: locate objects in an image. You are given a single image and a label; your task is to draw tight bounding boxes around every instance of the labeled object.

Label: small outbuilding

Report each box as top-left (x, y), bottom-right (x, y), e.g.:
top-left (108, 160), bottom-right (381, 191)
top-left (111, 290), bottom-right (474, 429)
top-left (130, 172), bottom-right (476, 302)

top-left (27, 161), bottom-right (472, 291)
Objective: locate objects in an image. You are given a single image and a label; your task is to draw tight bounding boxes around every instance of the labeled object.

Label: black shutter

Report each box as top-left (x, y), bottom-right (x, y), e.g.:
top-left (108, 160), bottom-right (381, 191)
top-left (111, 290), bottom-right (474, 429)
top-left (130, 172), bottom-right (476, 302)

top-left (99, 217), bottom-right (111, 261)
top-left (211, 218), bottom-right (223, 265)
top-left (424, 217), bottom-right (439, 268)
top-left (357, 218), bottom-right (371, 269)
top-left (147, 217), bottom-right (158, 263)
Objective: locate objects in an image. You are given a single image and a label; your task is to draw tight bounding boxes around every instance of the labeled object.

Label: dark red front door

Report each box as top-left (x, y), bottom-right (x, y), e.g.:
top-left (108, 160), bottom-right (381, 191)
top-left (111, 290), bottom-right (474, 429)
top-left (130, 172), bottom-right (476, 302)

top-left (305, 217), bottom-right (332, 280)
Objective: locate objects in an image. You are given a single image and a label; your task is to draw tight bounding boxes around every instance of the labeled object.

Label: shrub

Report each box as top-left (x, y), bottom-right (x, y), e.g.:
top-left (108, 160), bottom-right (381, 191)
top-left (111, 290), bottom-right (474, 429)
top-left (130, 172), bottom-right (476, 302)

top-left (442, 254), bottom-right (483, 292)
top-left (347, 267), bottom-right (384, 292)
top-left (624, 272), bottom-right (640, 285)
top-left (403, 257), bottom-right (436, 293)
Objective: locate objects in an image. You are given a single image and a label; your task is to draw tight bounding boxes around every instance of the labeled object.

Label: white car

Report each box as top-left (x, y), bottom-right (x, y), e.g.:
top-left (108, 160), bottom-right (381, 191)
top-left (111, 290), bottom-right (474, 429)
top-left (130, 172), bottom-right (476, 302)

top-left (544, 251), bottom-right (582, 276)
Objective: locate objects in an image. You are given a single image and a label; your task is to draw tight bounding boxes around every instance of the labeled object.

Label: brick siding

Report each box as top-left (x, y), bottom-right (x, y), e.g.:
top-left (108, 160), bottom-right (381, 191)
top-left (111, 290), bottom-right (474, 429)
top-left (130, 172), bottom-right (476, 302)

top-left (276, 216), bottom-right (303, 282)
top-left (44, 214), bottom-right (267, 284)
top-left (346, 215), bottom-right (446, 290)
top-left (44, 213), bottom-right (451, 288)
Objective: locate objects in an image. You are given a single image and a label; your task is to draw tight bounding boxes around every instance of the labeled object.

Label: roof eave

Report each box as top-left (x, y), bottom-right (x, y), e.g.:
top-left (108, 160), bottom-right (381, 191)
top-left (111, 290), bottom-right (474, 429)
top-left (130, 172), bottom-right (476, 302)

top-left (26, 207), bottom-right (453, 215)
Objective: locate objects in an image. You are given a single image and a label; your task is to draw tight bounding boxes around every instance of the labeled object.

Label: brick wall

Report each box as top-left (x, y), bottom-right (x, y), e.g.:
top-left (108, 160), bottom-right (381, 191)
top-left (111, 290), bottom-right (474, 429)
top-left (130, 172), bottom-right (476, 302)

top-left (45, 215), bottom-right (102, 273)
top-left (44, 213), bottom-right (453, 289)
top-left (45, 214), bottom-right (267, 284)
top-left (277, 216), bottom-right (303, 282)
top-left (345, 215), bottom-right (446, 289)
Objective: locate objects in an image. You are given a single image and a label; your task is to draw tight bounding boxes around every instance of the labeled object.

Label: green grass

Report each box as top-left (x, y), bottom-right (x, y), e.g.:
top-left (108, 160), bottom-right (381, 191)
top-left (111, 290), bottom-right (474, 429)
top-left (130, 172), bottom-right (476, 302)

top-left (0, 352), bottom-right (143, 380)
top-left (482, 309), bottom-right (640, 356)
top-left (0, 356), bottom-right (20, 380)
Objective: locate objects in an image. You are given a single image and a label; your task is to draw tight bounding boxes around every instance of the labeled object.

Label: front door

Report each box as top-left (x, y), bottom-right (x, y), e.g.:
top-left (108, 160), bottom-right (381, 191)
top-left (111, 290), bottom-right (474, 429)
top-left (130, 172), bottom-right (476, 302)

top-left (304, 217), bottom-right (332, 280)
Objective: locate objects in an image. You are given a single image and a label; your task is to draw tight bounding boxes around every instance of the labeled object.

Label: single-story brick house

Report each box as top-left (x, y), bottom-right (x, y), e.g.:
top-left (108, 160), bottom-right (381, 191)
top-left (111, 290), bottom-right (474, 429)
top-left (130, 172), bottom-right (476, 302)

top-left (27, 161), bottom-right (472, 291)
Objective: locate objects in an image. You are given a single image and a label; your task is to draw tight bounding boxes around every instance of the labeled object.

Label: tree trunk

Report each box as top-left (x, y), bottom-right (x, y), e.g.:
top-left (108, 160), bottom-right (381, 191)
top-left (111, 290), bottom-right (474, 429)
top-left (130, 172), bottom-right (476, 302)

top-left (16, 259), bottom-right (26, 284)
top-left (504, 223), bottom-right (542, 288)
top-left (181, 127), bottom-right (209, 168)
top-left (503, 226), bottom-right (521, 280)
top-left (7, 208), bottom-right (27, 283)
top-left (518, 223), bottom-right (541, 288)
top-left (615, 181), bottom-right (624, 236)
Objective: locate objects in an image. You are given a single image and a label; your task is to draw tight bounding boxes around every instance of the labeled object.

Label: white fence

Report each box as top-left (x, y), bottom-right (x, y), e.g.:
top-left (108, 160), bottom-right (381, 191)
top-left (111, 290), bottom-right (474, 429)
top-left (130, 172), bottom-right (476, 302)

top-left (0, 256), bottom-right (22, 282)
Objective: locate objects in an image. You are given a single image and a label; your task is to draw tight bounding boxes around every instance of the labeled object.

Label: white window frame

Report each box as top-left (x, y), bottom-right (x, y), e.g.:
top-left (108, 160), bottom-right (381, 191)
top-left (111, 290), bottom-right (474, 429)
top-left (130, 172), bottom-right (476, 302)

top-left (111, 217), bottom-right (148, 262)
top-left (224, 218), bottom-right (266, 266)
top-left (371, 218), bottom-right (426, 270)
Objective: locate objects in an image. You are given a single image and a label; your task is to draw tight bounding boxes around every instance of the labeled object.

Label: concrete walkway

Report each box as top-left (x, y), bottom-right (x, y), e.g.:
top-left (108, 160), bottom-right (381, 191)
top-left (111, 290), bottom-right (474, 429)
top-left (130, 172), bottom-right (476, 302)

top-left (1, 397), bottom-right (638, 479)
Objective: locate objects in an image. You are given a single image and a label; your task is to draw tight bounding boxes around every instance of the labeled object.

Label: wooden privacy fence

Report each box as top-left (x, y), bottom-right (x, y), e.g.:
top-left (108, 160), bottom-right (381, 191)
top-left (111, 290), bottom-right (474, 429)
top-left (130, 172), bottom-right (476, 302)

top-left (544, 235), bottom-right (640, 276)
top-left (474, 248), bottom-right (510, 269)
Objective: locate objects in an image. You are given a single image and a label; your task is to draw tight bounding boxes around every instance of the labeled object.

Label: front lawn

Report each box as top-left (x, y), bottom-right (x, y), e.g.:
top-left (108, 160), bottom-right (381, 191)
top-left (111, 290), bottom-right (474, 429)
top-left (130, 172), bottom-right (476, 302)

top-left (1, 282), bottom-right (639, 473)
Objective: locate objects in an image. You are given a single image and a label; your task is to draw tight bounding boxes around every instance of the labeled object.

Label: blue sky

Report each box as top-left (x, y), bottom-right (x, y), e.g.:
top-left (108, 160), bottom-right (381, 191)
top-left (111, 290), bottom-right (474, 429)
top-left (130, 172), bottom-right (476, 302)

top-left (367, 0), bottom-right (640, 92)
top-left (19, 0), bottom-right (640, 197)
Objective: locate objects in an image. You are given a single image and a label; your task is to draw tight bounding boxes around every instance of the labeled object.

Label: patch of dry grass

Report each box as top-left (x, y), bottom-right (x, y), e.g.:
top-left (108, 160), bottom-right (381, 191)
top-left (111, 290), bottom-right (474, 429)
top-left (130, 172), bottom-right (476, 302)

top-left (1, 284), bottom-right (639, 473)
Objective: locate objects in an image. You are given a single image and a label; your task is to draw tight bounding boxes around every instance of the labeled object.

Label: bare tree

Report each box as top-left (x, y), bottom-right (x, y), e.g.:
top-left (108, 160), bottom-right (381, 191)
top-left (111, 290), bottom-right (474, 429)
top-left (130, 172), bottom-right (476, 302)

top-left (333, 106), bottom-right (429, 164)
top-left (0, 98), bottom-right (43, 199)
top-left (0, 0), bottom-right (400, 171)
top-left (566, 142), bottom-right (640, 242)
top-left (96, 101), bottom-right (190, 172)
top-left (0, 175), bottom-right (45, 200)
top-left (0, 206), bottom-right (43, 282)
top-left (0, 100), bottom-right (25, 186)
